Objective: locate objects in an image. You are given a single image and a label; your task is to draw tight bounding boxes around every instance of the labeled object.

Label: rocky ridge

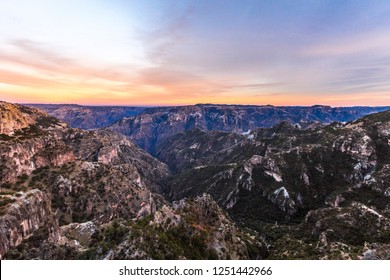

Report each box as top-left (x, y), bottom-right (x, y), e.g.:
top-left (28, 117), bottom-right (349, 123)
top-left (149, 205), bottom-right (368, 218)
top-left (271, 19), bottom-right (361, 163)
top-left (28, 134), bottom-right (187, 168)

top-left (28, 104), bottom-right (146, 130)
top-left (0, 189), bottom-right (59, 259)
top-left (107, 104), bottom-right (390, 155)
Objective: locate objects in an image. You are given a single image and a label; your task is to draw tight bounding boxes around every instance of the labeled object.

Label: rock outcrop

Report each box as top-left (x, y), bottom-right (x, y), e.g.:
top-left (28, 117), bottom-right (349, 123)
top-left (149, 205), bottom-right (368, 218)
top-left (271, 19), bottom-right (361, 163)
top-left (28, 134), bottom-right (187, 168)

top-left (81, 194), bottom-right (266, 260)
top-left (0, 102), bottom-right (48, 135)
top-left (0, 189), bottom-right (60, 258)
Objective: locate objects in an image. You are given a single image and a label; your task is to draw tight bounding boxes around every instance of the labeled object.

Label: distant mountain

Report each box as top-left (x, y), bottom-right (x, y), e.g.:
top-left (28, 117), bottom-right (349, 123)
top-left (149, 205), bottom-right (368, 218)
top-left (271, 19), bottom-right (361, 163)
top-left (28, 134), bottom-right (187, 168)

top-left (107, 104), bottom-right (390, 155)
top-left (27, 104), bottom-right (146, 129)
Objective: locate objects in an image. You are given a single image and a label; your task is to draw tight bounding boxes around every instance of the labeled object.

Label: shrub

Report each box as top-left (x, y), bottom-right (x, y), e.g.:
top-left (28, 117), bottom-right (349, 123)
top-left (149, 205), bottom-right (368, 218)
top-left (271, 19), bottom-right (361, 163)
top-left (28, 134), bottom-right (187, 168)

top-left (0, 197), bottom-right (16, 207)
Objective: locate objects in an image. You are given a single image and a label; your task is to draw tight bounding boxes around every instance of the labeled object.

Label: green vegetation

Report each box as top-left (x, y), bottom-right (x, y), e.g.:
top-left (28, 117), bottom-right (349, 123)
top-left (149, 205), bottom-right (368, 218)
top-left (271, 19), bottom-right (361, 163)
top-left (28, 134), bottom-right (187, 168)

top-left (13, 124), bottom-right (43, 139)
top-left (127, 215), bottom-right (219, 260)
top-left (361, 110), bottom-right (390, 124)
top-left (0, 196), bottom-right (16, 215)
top-left (0, 189), bottom-right (16, 196)
top-left (0, 133), bottom-right (13, 141)
top-left (0, 196), bottom-right (16, 207)
top-left (78, 220), bottom-right (130, 260)
top-left (79, 212), bottom-right (225, 260)
top-left (104, 221), bottom-right (129, 244)
top-left (167, 164), bottom-right (235, 199)
top-left (36, 116), bottom-right (60, 128)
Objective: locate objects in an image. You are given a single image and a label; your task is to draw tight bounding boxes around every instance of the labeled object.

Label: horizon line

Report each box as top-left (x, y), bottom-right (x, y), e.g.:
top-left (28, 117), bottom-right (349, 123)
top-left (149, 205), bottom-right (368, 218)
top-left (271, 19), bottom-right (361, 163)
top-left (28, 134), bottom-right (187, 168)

top-left (14, 101), bottom-right (390, 108)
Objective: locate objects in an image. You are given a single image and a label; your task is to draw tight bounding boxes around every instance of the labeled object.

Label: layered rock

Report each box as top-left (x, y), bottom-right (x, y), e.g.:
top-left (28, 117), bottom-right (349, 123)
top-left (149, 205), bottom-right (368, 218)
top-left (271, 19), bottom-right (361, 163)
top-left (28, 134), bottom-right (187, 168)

top-left (1, 138), bottom-right (76, 183)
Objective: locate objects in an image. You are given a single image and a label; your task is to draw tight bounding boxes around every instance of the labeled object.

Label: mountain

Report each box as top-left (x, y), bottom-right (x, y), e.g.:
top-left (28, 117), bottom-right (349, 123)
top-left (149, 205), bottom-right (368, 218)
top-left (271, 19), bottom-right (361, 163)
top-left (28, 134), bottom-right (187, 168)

top-left (0, 101), bottom-right (168, 258)
top-left (107, 104), bottom-right (390, 155)
top-left (160, 111), bottom-right (390, 259)
top-left (162, 118), bottom-right (387, 219)
top-left (0, 102), bottom-right (54, 135)
top-left (0, 101), bottom-right (264, 260)
top-left (1, 101), bottom-right (389, 260)
top-left (27, 104), bottom-right (146, 129)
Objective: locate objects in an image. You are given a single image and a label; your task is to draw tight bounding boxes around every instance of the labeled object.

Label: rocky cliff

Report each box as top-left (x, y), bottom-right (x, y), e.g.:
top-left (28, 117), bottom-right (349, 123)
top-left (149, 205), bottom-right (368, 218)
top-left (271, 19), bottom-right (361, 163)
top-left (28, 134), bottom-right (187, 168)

top-left (0, 189), bottom-right (60, 259)
top-left (163, 114), bottom-right (390, 220)
top-left (0, 102), bottom-right (170, 257)
top-left (0, 102), bottom-right (50, 135)
top-left (108, 104), bottom-right (390, 155)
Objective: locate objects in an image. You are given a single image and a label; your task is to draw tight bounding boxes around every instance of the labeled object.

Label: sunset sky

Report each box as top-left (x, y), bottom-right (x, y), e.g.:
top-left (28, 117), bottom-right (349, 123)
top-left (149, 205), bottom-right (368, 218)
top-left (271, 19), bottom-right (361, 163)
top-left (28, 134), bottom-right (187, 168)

top-left (1, 0), bottom-right (390, 106)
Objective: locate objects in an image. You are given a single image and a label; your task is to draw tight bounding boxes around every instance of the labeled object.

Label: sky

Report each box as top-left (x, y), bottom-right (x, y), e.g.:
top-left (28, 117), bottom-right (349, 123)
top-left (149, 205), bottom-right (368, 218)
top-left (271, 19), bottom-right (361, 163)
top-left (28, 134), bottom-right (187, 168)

top-left (1, 0), bottom-right (390, 106)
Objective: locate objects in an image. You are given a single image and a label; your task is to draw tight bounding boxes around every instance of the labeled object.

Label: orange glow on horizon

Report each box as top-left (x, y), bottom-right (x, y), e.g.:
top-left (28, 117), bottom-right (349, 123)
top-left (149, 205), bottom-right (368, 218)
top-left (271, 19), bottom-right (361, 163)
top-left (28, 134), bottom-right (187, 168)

top-left (2, 85), bottom-right (390, 107)
top-left (2, 1), bottom-right (390, 108)
top-left (1, 46), bottom-right (390, 107)
top-left (1, 39), bottom-right (390, 108)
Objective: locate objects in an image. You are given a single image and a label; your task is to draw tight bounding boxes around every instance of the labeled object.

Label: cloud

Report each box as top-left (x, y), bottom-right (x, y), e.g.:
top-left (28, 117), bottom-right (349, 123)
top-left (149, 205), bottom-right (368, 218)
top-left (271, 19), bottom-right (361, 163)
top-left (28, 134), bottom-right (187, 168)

top-left (0, 69), bottom-right (62, 88)
top-left (302, 31), bottom-right (390, 57)
top-left (220, 82), bottom-right (287, 90)
top-left (0, 39), bottom-right (142, 89)
top-left (1, 40), bottom-right (141, 83)
top-left (2, 1), bottom-right (390, 106)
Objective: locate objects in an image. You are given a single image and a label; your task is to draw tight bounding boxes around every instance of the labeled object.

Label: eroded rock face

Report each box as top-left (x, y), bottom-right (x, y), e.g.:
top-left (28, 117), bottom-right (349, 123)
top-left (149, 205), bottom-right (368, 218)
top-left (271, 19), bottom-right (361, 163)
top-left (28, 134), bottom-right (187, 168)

top-left (0, 102), bottom-right (46, 135)
top-left (108, 104), bottom-right (390, 155)
top-left (0, 190), bottom-right (59, 258)
top-left (1, 139), bottom-right (76, 183)
top-left (0, 102), bottom-right (170, 188)
top-left (4, 194), bottom-right (267, 260)
top-left (302, 202), bottom-right (390, 260)
top-left (305, 202), bottom-right (390, 245)
top-left (361, 243), bottom-right (390, 260)
top-left (0, 102), bottom-right (170, 258)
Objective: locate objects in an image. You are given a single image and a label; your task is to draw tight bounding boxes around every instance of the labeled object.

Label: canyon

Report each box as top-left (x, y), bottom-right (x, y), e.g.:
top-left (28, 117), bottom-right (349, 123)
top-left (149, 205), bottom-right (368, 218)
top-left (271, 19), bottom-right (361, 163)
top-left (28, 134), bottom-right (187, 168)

top-left (1, 101), bottom-right (389, 259)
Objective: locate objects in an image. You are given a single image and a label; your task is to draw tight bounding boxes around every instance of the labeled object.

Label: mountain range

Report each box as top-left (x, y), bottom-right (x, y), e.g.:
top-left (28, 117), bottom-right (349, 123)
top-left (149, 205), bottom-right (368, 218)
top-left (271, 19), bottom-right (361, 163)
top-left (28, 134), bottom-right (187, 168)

top-left (1, 101), bottom-right (389, 259)
top-left (27, 104), bottom-right (146, 130)
top-left (108, 104), bottom-right (390, 154)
